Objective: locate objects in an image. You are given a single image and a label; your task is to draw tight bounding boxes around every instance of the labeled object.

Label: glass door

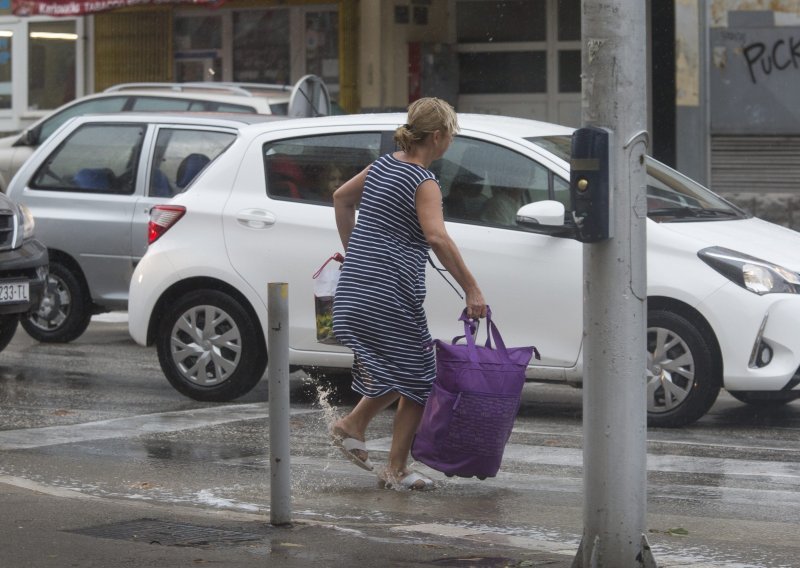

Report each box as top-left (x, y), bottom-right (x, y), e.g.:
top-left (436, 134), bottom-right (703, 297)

top-left (0, 24), bottom-right (15, 113)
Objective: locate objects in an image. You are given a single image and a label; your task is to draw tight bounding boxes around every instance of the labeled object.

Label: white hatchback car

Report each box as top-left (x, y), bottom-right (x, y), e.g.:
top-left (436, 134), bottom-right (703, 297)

top-left (128, 113), bottom-right (800, 427)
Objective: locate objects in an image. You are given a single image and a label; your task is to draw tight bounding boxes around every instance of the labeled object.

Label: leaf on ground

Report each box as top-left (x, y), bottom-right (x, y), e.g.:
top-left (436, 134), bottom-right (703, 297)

top-left (667, 527), bottom-right (689, 536)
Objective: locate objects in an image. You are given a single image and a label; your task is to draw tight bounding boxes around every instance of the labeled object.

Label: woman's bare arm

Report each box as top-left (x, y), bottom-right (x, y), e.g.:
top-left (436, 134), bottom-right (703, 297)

top-left (332, 165), bottom-right (370, 251)
top-left (416, 179), bottom-right (487, 319)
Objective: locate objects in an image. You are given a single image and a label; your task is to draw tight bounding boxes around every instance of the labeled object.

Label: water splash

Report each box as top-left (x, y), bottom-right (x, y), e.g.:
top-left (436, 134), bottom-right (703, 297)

top-left (290, 376), bottom-right (356, 494)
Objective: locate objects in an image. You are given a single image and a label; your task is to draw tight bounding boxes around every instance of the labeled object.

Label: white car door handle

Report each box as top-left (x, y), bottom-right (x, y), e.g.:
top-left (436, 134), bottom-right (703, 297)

top-left (236, 209), bottom-right (276, 229)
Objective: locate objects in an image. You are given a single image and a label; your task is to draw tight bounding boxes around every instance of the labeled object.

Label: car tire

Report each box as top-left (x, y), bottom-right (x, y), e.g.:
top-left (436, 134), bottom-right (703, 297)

top-left (157, 289), bottom-right (267, 402)
top-left (21, 261), bottom-right (93, 343)
top-left (646, 309), bottom-right (722, 428)
top-left (728, 391), bottom-right (800, 407)
top-left (0, 315), bottom-right (18, 352)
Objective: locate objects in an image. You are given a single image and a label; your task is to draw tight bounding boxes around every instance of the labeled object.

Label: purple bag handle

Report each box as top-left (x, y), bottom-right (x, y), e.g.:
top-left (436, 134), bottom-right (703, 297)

top-left (455, 306), bottom-right (510, 363)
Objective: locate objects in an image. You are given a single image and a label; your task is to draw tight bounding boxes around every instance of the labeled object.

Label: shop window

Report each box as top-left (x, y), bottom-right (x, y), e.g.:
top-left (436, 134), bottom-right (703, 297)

top-left (174, 16), bottom-right (222, 82)
top-left (234, 10), bottom-right (290, 84)
top-left (456, 0), bottom-right (546, 43)
top-left (28, 21), bottom-right (76, 111)
top-left (305, 11), bottom-right (339, 90)
top-left (557, 0), bottom-right (581, 41)
top-left (558, 50), bottom-right (581, 93)
top-left (263, 132), bottom-right (380, 204)
top-left (459, 52), bottom-right (546, 94)
top-left (0, 32), bottom-right (11, 110)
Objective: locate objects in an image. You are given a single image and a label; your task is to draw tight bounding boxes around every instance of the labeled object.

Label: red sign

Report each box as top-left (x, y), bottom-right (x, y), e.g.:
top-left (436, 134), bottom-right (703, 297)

top-left (12, 0), bottom-right (224, 16)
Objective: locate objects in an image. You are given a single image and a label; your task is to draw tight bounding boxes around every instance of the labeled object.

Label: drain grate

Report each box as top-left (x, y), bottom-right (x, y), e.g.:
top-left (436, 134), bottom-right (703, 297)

top-left (67, 518), bottom-right (265, 548)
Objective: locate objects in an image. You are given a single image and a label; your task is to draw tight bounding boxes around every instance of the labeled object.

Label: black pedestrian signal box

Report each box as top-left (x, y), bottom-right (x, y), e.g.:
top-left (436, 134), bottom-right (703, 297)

top-left (570, 126), bottom-right (612, 243)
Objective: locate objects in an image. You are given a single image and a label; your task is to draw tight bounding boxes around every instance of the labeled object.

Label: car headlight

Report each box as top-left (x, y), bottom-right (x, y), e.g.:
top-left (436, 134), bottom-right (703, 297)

top-left (18, 204), bottom-right (35, 240)
top-left (698, 246), bottom-right (800, 294)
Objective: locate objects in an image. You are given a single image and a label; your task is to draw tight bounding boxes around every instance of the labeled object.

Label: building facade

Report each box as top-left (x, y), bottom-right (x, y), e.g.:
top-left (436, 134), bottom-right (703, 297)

top-left (1, 0), bottom-right (799, 227)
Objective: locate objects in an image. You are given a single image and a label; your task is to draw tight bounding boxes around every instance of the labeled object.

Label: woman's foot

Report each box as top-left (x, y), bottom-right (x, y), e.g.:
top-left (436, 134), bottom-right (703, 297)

top-left (377, 468), bottom-right (434, 491)
top-left (330, 423), bottom-right (373, 472)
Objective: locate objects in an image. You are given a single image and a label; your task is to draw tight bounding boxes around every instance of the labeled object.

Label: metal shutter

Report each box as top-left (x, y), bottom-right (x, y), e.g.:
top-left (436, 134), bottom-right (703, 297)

top-left (711, 135), bottom-right (800, 195)
top-left (94, 9), bottom-right (172, 90)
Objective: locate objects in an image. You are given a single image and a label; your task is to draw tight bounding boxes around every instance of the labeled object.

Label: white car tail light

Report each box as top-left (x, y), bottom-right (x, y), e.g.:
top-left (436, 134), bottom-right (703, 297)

top-left (148, 205), bottom-right (186, 244)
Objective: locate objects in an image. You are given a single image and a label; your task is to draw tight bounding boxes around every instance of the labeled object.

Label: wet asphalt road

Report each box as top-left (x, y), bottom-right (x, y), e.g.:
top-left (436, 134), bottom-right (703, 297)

top-left (1, 315), bottom-right (799, 567)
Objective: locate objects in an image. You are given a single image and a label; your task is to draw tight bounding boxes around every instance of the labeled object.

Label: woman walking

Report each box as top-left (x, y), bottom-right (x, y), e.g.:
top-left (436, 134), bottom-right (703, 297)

top-left (331, 97), bottom-right (486, 490)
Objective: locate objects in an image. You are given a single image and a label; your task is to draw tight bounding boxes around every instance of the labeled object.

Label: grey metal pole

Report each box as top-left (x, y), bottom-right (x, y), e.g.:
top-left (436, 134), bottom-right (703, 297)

top-left (267, 282), bottom-right (291, 526)
top-left (573, 1), bottom-right (655, 566)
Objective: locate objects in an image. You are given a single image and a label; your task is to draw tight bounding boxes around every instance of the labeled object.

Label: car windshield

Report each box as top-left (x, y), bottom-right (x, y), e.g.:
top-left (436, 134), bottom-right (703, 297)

top-left (526, 134), bottom-right (748, 222)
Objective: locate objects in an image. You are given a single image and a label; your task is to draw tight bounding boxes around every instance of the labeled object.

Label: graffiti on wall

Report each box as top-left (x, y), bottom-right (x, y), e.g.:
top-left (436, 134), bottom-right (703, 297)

top-left (742, 34), bottom-right (800, 83)
top-left (710, 27), bottom-right (800, 134)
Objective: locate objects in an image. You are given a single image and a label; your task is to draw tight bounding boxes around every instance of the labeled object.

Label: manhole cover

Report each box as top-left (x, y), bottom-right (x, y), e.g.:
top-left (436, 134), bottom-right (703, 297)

top-left (68, 518), bottom-right (264, 548)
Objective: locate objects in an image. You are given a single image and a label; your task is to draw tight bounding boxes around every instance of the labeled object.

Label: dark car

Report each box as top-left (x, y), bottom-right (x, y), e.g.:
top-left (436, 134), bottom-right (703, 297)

top-left (0, 193), bottom-right (48, 351)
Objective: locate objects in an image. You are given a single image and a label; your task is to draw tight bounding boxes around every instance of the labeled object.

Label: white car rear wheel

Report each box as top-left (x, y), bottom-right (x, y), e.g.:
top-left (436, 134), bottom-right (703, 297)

top-left (157, 289), bottom-right (266, 401)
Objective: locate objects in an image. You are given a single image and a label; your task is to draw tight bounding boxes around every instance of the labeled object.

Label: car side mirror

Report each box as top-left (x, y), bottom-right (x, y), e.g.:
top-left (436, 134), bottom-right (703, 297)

top-left (516, 200), bottom-right (577, 239)
top-left (14, 128), bottom-right (38, 147)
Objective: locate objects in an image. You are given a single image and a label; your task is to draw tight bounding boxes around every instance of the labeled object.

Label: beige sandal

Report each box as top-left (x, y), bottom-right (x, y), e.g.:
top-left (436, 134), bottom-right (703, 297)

top-left (377, 470), bottom-right (434, 491)
top-left (330, 428), bottom-right (374, 472)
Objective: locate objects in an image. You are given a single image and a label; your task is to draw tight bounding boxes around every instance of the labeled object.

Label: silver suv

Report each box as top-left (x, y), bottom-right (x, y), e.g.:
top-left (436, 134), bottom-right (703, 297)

top-left (6, 112), bottom-right (276, 343)
top-left (0, 75), bottom-right (331, 192)
top-left (0, 192), bottom-right (48, 351)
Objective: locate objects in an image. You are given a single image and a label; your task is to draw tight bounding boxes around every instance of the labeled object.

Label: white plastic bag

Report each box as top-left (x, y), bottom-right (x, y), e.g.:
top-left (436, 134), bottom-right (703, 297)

top-left (312, 252), bottom-right (344, 344)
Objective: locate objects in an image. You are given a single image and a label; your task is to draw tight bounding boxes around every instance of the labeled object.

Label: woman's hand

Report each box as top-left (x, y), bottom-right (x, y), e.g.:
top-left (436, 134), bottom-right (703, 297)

top-left (465, 288), bottom-right (487, 320)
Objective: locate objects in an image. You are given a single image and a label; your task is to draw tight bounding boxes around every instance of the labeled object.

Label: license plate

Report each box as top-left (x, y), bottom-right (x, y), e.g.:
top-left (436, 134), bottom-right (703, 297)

top-left (0, 281), bottom-right (30, 304)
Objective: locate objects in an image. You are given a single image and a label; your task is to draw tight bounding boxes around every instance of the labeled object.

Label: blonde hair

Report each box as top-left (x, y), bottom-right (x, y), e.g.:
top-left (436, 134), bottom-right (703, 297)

top-left (394, 97), bottom-right (459, 152)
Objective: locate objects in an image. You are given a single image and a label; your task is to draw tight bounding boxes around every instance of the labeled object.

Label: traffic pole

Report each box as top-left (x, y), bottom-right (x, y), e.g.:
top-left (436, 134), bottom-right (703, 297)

top-left (267, 282), bottom-right (291, 526)
top-left (572, 1), bottom-right (656, 566)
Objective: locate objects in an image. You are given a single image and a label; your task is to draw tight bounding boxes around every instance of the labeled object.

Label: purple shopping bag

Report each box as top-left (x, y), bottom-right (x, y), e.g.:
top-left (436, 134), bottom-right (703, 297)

top-left (411, 307), bottom-right (539, 479)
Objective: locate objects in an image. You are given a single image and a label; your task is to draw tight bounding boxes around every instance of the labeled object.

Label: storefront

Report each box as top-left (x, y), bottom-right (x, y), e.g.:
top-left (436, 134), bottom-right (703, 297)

top-left (0, 0), bottom-right (350, 133)
top-left (0, 9), bottom-right (84, 133)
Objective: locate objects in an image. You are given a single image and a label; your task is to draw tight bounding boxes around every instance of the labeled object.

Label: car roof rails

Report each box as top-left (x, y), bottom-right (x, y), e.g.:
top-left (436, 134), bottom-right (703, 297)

top-left (104, 83), bottom-right (258, 97)
top-left (103, 74), bottom-right (331, 117)
top-left (187, 82), bottom-right (293, 93)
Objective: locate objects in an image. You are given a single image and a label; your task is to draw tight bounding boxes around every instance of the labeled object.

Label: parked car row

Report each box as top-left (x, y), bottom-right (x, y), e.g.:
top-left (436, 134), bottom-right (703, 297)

top-left (3, 105), bottom-right (800, 427)
top-left (0, 74), bottom-right (331, 193)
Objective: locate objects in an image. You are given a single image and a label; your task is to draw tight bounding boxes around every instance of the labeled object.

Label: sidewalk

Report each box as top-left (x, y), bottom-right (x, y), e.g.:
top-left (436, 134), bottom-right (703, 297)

top-left (1, 476), bottom-right (575, 568)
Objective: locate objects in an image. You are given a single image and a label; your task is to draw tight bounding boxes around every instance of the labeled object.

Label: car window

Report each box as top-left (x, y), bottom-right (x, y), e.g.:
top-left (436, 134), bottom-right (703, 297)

top-left (213, 102), bottom-right (259, 113)
top-left (148, 128), bottom-right (236, 197)
top-left (37, 96), bottom-right (129, 144)
top-left (263, 133), bottom-right (381, 204)
top-left (431, 137), bottom-right (552, 228)
top-left (554, 175), bottom-right (570, 208)
top-left (269, 102), bottom-right (289, 115)
top-left (130, 97), bottom-right (199, 112)
top-left (30, 123), bottom-right (145, 195)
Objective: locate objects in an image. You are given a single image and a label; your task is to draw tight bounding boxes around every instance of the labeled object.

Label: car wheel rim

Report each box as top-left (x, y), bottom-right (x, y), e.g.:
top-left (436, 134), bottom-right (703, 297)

top-left (646, 326), bottom-right (695, 414)
top-left (170, 304), bottom-right (242, 387)
top-left (28, 274), bottom-right (70, 331)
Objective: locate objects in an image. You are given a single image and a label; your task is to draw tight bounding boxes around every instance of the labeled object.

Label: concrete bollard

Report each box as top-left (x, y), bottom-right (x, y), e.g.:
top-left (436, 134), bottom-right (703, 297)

top-left (267, 282), bottom-right (291, 526)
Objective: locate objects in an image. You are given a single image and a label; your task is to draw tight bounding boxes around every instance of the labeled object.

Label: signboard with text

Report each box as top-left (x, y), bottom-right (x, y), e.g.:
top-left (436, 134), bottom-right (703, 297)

top-left (12, 0), bottom-right (223, 17)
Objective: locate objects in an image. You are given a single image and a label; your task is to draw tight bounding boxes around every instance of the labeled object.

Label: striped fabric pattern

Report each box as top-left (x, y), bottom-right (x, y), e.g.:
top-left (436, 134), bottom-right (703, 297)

top-left (333, 154), bottom-right (438, 405)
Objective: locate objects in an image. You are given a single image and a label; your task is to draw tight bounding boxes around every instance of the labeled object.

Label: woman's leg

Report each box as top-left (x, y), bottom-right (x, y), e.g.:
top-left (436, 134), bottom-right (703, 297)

top-left (333, 391), bottom-right (399, 442)
top-left (386, 396), bottom-right (425, 477)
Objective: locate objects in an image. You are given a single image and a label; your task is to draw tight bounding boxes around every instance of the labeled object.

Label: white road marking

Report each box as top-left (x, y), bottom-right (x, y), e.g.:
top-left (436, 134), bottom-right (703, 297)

top-left (367, 437), bottom-right (800, 483)
top-left (0, 403), bottom-right (313, 450)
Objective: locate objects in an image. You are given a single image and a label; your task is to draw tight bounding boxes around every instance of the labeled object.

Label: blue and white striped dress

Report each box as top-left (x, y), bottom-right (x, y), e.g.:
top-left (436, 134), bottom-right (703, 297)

top-left (332, 153), bottom-right (437, 405)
